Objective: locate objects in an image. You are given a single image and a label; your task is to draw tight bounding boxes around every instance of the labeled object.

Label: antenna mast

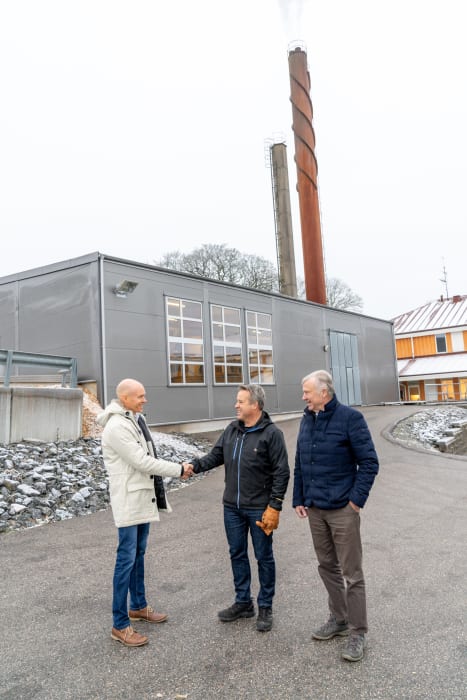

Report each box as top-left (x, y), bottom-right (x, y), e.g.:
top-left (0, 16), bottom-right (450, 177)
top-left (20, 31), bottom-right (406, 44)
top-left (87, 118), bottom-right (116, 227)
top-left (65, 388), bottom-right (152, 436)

top-left (439, 261), bottom-right (449, 299)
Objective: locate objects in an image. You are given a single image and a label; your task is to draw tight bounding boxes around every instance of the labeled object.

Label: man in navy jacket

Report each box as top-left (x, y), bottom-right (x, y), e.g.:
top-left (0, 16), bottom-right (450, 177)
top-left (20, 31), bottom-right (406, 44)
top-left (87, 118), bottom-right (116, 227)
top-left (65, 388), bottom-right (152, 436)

top-left (293, 370), bottom-right (379, 662)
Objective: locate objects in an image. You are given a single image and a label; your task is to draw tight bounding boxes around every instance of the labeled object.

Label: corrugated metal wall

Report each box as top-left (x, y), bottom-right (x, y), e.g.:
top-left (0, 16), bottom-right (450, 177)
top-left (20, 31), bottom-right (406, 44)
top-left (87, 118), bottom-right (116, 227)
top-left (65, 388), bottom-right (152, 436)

top-left (0, 260), bottom-right (102, 386)
top-left (0, 254), bottom-right (400, 422)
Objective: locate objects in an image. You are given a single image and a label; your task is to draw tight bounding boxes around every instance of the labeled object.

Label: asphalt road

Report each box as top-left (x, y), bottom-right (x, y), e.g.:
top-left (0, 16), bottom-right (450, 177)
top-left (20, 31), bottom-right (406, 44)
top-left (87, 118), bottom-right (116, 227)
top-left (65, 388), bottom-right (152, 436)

top-left (1, 405), bottom-right (466, 700)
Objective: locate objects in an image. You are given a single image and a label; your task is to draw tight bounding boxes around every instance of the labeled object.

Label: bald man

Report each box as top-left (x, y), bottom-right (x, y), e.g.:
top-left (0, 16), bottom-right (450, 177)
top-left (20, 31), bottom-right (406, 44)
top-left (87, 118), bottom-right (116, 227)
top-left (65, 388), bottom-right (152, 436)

top-left (98, 379), bottom-right (192, 647)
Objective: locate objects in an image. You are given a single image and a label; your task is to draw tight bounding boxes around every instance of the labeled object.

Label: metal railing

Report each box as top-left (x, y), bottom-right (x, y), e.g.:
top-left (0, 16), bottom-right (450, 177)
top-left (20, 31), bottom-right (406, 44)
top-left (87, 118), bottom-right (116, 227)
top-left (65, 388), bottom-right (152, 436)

top-left (0, 350), bottom-right (77, 388)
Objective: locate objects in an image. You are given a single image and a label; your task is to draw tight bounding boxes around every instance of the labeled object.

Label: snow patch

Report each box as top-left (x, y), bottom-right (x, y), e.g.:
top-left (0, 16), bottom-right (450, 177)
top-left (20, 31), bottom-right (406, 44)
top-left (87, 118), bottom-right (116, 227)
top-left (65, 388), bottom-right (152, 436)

top-left (391, 406), bottom-right (467, 451)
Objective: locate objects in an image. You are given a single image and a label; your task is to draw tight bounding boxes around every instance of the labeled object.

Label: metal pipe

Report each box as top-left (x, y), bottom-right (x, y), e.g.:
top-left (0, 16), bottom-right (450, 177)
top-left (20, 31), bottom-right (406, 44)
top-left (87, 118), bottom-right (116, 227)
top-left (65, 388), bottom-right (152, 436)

top-left (99, 254), bottom-right (108, 407)
top-left (288, 46), bottom-right (326, 304)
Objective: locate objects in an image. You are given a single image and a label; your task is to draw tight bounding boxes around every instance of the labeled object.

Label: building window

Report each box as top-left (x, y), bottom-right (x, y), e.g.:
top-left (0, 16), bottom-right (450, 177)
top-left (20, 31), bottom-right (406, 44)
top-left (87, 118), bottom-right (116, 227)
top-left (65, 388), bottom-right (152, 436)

top-left (439, 380), bottom-right (455, 400)
top-left (408, 384), bottom-right (420, 401)
top-left (435, 334), bottom-right (447, 353)
top-left (451, 331), bottom-right (464, 352)
top-left (211, 305), bottom-right (243, 384)
top-left (166, 297), bottom-right (204, 384)
top-left (246, 311), bottom-right (274, 384)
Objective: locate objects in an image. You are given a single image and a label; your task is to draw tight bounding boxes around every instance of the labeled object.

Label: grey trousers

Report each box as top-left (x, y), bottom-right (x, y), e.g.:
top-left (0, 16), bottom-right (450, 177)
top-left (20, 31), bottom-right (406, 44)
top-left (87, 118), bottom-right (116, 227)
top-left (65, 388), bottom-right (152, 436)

top-left (308, 504), bottom-right (368, 634)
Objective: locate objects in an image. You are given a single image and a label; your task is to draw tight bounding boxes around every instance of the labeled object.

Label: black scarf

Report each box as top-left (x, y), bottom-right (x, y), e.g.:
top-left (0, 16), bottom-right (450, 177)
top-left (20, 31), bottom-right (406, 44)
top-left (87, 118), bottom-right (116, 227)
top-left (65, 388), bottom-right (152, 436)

top-left (137, 415), bottom-right (168, 510)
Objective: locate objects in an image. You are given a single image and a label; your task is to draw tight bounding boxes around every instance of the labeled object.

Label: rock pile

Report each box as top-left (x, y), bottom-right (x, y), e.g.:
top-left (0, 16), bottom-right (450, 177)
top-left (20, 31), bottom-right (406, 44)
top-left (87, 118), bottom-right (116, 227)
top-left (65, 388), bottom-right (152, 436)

top-left (391, 405), bottom-right (467, 453)
top-left (0, 432), bottom-right (213, 534)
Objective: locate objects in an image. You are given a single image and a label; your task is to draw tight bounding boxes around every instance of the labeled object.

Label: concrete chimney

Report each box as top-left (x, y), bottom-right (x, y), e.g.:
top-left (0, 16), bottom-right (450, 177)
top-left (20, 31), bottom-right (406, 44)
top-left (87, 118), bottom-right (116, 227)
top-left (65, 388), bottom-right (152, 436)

top-left (288, 45), bottom-right (326, 304)
top-left (270, 141), bottom-right (298, 297)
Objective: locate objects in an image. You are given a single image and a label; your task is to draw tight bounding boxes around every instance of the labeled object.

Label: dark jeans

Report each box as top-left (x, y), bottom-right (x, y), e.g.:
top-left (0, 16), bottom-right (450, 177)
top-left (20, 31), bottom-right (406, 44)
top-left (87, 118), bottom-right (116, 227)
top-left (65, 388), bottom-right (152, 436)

top-left (223, 505), bottom-right (275, 608)
top-left (308, 504), bottom-right (367, 634)
top-left (112, 522), bottom-right (150, 630)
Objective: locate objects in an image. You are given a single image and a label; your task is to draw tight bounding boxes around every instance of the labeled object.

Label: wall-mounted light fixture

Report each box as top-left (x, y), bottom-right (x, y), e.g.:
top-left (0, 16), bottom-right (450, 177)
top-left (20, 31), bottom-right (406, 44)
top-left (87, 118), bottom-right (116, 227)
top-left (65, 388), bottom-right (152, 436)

top-left (112, 280), bottom-right (139, 298)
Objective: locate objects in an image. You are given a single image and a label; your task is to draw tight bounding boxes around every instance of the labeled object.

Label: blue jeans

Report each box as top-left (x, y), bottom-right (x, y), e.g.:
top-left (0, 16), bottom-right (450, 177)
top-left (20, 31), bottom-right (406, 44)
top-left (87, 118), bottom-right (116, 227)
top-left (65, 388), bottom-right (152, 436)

top-left (112, 523), bottom-right (150, 630)
top-left (223, 505), bottom-right (275, 608)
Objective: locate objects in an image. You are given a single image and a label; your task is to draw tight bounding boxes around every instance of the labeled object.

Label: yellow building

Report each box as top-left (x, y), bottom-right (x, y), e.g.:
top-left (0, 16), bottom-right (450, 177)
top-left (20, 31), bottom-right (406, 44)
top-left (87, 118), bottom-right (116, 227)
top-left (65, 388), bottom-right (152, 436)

top-left (393, 295), bottom-right (467, 402)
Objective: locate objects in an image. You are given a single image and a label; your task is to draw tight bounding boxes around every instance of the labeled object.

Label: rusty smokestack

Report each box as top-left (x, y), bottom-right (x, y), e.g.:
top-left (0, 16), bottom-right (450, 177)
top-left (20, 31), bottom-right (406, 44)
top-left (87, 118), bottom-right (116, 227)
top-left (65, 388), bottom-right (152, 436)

top-left (288, 45), bottom-right (326, 304)
top-left (270, 140), bottom-right (298, 297)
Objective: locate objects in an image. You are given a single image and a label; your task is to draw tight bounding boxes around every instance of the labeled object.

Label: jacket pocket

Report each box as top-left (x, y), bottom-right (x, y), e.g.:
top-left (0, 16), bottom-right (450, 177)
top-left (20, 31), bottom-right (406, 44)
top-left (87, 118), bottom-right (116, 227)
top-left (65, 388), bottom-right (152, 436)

top-left (128, 480), bottom-right (153, 493)
top-left (127, 472), bottom-right (154, 493)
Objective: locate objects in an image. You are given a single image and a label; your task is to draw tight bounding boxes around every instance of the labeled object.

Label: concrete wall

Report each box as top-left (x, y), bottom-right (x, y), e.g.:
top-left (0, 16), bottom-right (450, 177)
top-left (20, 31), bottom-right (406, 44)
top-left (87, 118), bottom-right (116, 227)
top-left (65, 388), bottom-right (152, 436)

top-left (0, 388), bottom-right (12, 444)
top-left (0, 387), bottom-right (82, 444)
top-left (435, 417), bottom-right (467, 455)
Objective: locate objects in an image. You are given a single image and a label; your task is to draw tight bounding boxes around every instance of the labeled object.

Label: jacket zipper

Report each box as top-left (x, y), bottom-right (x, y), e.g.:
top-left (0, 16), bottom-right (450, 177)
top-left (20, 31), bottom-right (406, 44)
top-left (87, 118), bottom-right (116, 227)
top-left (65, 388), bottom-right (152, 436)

top-left (236, 435), bottom-right (245, 508)
top-left (235, 425), bottom-right (262, 509)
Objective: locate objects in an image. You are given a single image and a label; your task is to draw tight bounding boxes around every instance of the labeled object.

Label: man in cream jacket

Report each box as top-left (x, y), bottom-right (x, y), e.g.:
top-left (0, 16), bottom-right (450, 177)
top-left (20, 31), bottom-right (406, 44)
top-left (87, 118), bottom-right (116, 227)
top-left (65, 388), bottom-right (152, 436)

top-left (98, 378), bottom-right (192, 647)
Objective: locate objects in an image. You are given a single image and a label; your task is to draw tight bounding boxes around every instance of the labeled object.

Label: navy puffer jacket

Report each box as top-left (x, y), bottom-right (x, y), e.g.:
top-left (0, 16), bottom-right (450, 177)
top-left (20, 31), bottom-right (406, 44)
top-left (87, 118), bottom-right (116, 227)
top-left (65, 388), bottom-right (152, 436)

top-left (293, 396), bottom-right (379, 510)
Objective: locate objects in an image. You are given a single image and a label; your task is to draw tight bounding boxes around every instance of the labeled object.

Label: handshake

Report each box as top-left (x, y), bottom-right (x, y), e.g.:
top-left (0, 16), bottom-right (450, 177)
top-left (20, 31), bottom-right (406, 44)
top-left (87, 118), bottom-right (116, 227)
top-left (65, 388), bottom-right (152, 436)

top-left (180, 462), bottom-right (195, 480)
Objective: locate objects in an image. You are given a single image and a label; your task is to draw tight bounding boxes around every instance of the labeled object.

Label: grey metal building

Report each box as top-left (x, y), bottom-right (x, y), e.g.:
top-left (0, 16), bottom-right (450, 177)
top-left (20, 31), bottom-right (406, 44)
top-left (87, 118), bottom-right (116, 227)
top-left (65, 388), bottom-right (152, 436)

top-left (0, 252), bottom-right (399, 425)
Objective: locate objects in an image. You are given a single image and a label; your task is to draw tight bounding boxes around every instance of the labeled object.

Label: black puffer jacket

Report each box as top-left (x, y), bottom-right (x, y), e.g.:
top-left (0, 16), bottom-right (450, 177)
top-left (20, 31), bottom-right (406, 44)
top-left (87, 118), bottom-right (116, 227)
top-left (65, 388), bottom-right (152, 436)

top-left (191, 411), bottom-right (290, 511)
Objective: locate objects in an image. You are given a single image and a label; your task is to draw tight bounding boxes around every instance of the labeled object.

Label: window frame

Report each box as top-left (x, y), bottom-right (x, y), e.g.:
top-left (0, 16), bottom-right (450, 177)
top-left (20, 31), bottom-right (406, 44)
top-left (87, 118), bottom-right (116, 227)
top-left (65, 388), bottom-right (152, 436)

top-left (246, 310), bottom-right (275, 385)
top-left (165, 296), bottom-right (205, 386)
top-left (435, 333), bottom-right (447, 354)
top-left (210, 304), bottom-right (244, 385)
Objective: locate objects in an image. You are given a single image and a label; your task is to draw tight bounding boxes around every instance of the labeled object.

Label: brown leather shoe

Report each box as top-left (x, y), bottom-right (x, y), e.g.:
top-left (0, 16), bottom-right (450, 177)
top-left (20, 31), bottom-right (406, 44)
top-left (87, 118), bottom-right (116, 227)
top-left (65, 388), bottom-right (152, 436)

top-left (129, 605), bottom-right (168, 623)
top-left (111, 625), bottom-right (148, 647)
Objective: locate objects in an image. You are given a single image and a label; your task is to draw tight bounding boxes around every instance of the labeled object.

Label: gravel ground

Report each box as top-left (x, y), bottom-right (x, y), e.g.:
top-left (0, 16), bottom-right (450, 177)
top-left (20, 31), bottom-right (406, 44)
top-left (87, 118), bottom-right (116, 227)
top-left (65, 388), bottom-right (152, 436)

top-left (2, 406), bottom-right (466, 700)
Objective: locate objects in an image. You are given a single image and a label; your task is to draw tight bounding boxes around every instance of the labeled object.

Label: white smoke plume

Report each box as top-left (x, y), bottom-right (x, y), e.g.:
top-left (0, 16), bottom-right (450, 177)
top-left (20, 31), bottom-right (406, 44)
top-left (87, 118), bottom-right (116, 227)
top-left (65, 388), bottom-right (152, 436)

top-left (277, 0), bottom-right (308, 40)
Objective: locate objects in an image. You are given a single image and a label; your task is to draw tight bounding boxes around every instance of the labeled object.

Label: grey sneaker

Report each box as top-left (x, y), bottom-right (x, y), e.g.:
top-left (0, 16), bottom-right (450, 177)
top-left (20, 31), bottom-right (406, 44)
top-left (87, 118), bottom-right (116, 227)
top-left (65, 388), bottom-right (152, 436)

top-left (312, 615), bottom-right (349, 640)
top-left (218, 601), bottom-right (255, 622)
top-left (341, 633), bottom-right (367, 661)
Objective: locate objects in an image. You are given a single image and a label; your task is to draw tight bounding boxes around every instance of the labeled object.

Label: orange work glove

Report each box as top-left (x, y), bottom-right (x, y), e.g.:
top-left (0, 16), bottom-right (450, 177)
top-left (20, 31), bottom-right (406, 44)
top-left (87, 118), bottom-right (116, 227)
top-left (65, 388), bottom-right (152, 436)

top-left (255, 506), bottom-right (280, 536)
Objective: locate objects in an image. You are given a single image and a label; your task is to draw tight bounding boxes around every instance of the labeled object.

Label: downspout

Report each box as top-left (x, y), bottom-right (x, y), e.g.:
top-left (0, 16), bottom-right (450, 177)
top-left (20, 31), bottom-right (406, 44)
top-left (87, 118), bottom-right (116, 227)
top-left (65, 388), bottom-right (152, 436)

top-left (99, 254), bottom-right (108, 407)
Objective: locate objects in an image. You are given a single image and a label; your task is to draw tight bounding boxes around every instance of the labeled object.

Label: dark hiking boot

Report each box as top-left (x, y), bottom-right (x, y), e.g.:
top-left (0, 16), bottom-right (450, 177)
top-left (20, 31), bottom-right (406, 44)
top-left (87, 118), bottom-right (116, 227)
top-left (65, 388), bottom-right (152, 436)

top-left (256, 607), bottom-right (273, 632)
top-left (218, 601), bottom-right (255, 622)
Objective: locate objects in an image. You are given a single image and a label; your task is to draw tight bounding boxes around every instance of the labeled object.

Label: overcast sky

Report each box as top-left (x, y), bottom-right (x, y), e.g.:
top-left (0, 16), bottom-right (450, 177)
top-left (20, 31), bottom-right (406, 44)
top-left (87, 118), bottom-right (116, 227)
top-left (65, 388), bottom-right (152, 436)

top-left (1, 0), bottom-right (465, 320)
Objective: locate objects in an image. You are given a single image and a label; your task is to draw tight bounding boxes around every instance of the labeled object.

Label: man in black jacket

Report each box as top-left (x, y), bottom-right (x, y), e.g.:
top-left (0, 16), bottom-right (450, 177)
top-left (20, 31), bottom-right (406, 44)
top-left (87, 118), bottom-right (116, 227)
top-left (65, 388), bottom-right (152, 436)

top-left (185, 384), bottom-right (289, 632)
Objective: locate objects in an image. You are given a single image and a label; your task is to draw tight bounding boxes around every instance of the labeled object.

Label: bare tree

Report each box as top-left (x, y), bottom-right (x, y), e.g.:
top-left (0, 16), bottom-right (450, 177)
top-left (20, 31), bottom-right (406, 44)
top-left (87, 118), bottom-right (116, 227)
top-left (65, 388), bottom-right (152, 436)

top-left (156, 248), bottom-right (361, 307)
top-left (326, 277), bottom-right (363, 311)
top-left (296, 276), bottom-right (363, 311)
top-left (156, 244), bottom-right (279, 292)
top-left (156, 250), bottom-right (186, 271)
top-left (241, 254), bottom-right (279, 292)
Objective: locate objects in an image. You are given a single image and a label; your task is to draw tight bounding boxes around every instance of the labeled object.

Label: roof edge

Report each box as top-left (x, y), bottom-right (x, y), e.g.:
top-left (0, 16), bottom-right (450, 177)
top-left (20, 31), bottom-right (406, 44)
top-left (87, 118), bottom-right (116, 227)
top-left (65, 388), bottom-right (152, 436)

top-left (0, 252), bottom-right (102, 284)
top-left (0, 251), bottom-right (393, 324)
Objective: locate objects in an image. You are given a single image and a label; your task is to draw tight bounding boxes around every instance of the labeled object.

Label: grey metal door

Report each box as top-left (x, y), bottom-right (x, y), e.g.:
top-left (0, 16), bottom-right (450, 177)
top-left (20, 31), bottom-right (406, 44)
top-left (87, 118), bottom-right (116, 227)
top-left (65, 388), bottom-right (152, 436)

top-left (329, 331), bottom-right (362, 405)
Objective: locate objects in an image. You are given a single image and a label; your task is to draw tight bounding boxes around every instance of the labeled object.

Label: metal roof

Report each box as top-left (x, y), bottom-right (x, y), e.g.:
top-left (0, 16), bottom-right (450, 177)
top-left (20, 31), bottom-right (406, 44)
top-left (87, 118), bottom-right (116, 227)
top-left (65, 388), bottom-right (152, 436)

top-left (392, 295), bottom-right (467, 334)
top-left (397, 352), bottom-right (467, 378)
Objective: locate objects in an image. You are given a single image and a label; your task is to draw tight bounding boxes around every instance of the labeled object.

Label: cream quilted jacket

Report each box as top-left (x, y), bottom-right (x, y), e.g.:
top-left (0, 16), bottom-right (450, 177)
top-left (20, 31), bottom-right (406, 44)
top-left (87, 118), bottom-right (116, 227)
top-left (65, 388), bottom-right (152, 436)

top-left (97, 400), bottom-right (182, 527)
